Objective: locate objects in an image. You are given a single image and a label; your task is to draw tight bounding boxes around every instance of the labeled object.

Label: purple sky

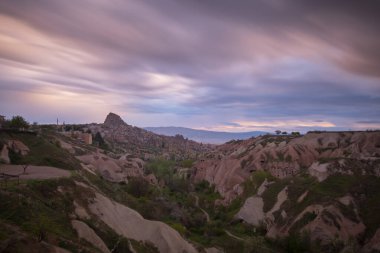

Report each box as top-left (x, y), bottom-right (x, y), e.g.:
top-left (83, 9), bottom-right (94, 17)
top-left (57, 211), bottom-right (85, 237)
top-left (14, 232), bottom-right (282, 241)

top-left (0, 0), bottom-right (379, 132)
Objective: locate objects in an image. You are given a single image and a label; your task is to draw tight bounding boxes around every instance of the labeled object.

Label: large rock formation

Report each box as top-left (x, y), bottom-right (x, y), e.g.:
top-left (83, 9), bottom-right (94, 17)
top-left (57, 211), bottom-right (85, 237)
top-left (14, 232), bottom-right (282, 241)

top-left (193, 131), bottom-right (380, 203)
top-left (76, 152), bottom-right (146, 183)
top-left (7, 140), bottom-right (30, 156)
top-left (88, 113), bottom-right (212, 160)
top-left (89, 192), bottom-right (198, 253)
top-left (71, 220), bottom-right (111, 253)
top-left (103, 112), bottom-right (126, 128)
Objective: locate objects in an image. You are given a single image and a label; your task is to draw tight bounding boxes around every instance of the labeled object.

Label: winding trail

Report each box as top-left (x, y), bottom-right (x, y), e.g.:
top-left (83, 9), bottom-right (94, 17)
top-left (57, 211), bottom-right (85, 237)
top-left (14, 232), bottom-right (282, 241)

top-left (0, 165), bottom-right (70, 180)
top-left (192, 193), bottom-right (210, 223)
top-left (191, 192), bottom-right (246, 242)
top-left (224, 230), bottom-right (244, 241)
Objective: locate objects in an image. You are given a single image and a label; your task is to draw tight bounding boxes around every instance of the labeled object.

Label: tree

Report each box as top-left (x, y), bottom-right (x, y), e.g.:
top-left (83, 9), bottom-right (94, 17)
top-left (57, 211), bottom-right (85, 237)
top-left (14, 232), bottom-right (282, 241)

top-left (9, 116), bottom-right (29, 129)
top-left (282, 131), bottom-right (288, 135)
top-left (291, 132), bottom-right (301, 136)
top-left (94, 132), bottom-right (108, 149)
top-left (275, 130), bottom-right (281, 135)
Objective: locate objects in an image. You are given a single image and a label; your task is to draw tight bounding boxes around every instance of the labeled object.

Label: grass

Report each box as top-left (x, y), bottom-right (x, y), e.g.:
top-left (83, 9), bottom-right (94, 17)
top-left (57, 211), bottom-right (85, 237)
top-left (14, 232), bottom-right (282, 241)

top-left (0, 174), bottom-right (159, 253)
top-left (262, 179), bottom-right (288, 212)
top-left (84, 218), bottom-right (159, 253)
top-left (289, 212), bottom-right (317, 233)
top-left (0, 178), bottom-right (95, 252)
top-left (1, 131), bottom-right (81, 170)
top-left (3, 129), bottom-right (379, 252)
top-left (274, 173), bottom-right (380, 245)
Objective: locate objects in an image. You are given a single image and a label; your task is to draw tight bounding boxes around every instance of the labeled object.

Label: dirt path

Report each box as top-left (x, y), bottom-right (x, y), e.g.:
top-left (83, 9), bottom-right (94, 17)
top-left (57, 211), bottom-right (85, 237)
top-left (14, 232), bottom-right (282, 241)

top-left (192, 193), bottom-right (210, 223)
top-left (0, 165), bottom-right (70, 180)
top-left (224, 230), bottom-right (244, 241)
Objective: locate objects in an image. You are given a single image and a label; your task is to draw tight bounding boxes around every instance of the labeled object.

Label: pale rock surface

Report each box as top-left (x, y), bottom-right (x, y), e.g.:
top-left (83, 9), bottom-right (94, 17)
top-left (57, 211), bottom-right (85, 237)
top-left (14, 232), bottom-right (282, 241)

top-left (71, 220), bottom-right (110, 253)
top-left (74, 201), bottom-right (90, 220)
top-left (235, 196), bottom-right (265, 226)
top-left (308, 162), bottom-right (329, 182)
top-left (0, 144), bottom-right (10, 164)
top-left (88, 192), bottom-right (197, 253)
top-left (52, 246), bottom-right (71, 253)
top-left (338, 195), bottom-right (353, 206)
top-left (58, 140), bottom-right (75, 154)
top-left (267, 187), bottom-right (288, 219)
top-left (297, 191), bottom-right (309, 203)
top-left (7, 140), bottom-right (30, 155)
top-left (303, 205), bottom-right (365, 243)
top-left (76, 153), bottom-right (144, 183)
top-left (257, 178), bottom-right (270, 196)
top-left (237, 186), bottom-right (288, 230)
top-left (268, 204), bottom-right (365, 244)
top-left (194, 132), bottom-right (380, 203)
top-left (362, 228), bottom-right (380, 252)
top-left (205, 247), bottom-right (223, 253)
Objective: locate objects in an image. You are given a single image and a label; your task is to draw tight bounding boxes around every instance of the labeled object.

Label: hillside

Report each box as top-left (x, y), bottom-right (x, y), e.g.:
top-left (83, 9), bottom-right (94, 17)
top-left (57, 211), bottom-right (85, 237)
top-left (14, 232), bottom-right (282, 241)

top-left (144, 127), bottom-right (267, 144)
top-left (0, 116), bottom-right (380, 253)
top-left (192, 131), bottom-right (380, 251)
top-left (87, 113), bottom-right (212, 160)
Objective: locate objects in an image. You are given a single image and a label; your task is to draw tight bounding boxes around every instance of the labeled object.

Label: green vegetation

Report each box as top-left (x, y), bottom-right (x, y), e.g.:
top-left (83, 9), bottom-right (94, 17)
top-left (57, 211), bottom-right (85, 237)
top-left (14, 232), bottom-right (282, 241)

top-left (2, 115), bottom-right (30, 129)
top-left (0, 131), bottom-right (81, 170)
top-left (0, 178), bottom-right (100, 252)
top-left (180, 159), bottom-right (194, 168)
top-left (265, 173), bottom-right (380, 246)
top-left (145, 159), bottom-right (175, 181)
top-left (289, 212), bottom-right (317, 233)
top-left (2, 125), bottom-right (379, 253)
top-left (93, 132), bottom-right (109, 150)
top-left (84, 218), bottom-right (158, 253)
top-left (269, 232), bottom-right (315, 253)
top-left (261, 179), bottom-right (288, 212)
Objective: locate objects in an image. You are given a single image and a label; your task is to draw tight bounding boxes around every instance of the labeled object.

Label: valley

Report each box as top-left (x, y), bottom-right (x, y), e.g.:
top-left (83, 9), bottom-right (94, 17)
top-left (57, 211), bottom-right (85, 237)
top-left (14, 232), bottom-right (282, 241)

top-left (0, 113), bottom-right (380, 253)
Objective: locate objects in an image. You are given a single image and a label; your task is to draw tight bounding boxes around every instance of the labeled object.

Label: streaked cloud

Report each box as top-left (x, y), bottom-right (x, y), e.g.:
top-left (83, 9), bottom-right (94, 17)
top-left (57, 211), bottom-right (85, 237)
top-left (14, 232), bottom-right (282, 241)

top-left (0, 0), bottom-right (379, 131)
top-left (198, 120), bottom-right (336, 132)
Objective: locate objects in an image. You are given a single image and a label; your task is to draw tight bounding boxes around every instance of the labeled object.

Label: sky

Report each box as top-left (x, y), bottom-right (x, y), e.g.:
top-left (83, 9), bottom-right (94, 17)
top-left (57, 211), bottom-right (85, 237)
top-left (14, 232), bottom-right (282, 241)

top-left (0, 0), bottom-right (379, 132)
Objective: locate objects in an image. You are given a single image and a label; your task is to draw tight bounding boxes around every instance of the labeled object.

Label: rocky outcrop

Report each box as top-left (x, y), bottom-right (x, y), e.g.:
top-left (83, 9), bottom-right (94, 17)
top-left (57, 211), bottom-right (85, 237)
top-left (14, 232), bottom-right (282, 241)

top-left (193, 131), bottom-right (380, 203)
top-left (76, 152), bottom-right (146, 183)
top-left (308, 162), bottom-right (329, 182)
top-left (88, 192), bottom-right (197, 253)
top-left (7, 140), bottom-right (30, 156)
top-left (0, 144), bottom-right (10, 164)
top-left (103, 112), bottom-right (126, 128)
top-left (266, 187), bottom-right (288, 220)
top-left (88, 113), bottom-right (211, 160)
top-left (235, 196), bottom-right (265, 226)
top-left (363, 228), bottom-right (380, 252)
top-left (300, 205), bottom-right (365, 244)
top-left (236, 185), bottom-right (288, 228)
top-left (195, 158), bottom-right (248, 204)
top-left (267, 203), bottom-right (365, 244)
top-left (71, 220), bottom-right (111, 253)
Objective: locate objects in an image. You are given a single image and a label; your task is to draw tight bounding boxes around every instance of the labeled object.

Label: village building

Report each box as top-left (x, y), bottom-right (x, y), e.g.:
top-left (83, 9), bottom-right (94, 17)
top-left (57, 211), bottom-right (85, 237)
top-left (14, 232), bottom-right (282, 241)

top-left (81, 133), bottom-right (92, 145)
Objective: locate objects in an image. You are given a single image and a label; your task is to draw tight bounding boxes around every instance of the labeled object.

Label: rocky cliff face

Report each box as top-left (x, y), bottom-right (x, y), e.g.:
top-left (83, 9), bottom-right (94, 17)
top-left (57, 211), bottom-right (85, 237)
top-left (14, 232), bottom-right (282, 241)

top-left (193, 131), bottom-right (380, 203)
top-left (191, 131), bottom-right (380, 252)
top-left (2, 120), bottom-right (380, 253)
top-left (89, 113), bottom-right (212, 160)
top-left (103, 112), bottom-right (126, 128)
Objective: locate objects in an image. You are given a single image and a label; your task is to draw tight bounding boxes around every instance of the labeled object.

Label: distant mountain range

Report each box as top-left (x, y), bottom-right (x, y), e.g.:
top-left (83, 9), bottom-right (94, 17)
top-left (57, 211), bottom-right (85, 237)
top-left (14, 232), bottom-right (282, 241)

top-left (144, 126), bottom-right (268, 144)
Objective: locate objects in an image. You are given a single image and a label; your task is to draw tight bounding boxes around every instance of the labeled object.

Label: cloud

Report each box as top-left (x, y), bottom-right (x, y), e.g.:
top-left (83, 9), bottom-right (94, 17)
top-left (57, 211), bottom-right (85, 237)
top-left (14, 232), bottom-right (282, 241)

top-left (0, 0), bottom-right (379, 129)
